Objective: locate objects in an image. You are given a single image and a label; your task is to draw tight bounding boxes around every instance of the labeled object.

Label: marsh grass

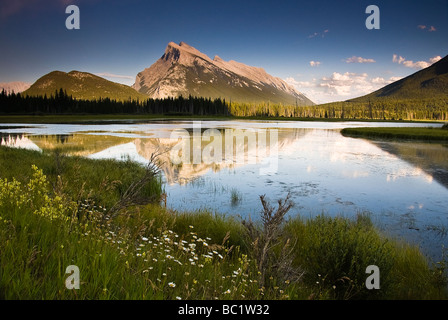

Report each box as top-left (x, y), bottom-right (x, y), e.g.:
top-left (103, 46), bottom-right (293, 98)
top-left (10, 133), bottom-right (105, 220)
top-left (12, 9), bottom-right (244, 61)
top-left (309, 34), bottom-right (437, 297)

top-left (341, 126), bottom-right (448, 141)
top-left (230, 188), bottom-right (242, 206)
top-left (0, 145), bottom-right (447, 300)
top-left (0, 164), bottom-right (288, 300)
top-left (426, 224), bottom-right (448, 238)
top-left (0, 146), bottom-right (163, 210)
top-left (284, 213), bottom-right (448, 299)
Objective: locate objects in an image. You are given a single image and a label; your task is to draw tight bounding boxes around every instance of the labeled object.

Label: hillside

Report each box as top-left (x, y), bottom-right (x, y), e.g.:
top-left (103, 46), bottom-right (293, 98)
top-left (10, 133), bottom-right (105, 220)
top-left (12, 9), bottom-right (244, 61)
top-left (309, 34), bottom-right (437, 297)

top-left (350, 55), bottom-right (448, 102)
top-left (133, 42), bottom-right (314, 106)
top-left (23, 71), bottom-right (149, 102)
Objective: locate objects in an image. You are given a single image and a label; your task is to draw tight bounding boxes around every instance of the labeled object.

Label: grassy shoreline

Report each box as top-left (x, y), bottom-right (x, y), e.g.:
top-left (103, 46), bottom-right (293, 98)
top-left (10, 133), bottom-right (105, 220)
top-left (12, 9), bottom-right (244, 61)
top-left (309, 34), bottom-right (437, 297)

top-left (0, 114), bottom-right (443, 124)
top-left (341, 126), bottom-right (448, 141)
top-left (0, 146), bottom-right (447, 300)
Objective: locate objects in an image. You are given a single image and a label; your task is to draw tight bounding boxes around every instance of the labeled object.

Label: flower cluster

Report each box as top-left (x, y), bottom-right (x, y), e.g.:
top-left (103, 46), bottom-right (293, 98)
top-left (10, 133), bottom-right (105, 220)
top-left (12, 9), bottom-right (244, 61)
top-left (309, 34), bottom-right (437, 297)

top-left (0, 165), bottom-right (76, 222)
top-left (0, 177), bottom-right (25, 207)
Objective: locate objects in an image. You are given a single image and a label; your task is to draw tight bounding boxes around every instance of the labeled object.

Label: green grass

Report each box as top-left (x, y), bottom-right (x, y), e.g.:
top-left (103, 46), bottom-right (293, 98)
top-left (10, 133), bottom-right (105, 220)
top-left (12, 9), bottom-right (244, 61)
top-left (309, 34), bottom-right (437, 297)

top-left (284, 214), bottom-right (447, 299)
top-left (0, 146), bottom-right (447, 300)
top-left (0, 146), bottom-right (162, 210)
top-left (341, 126), bottom-right (448, 141)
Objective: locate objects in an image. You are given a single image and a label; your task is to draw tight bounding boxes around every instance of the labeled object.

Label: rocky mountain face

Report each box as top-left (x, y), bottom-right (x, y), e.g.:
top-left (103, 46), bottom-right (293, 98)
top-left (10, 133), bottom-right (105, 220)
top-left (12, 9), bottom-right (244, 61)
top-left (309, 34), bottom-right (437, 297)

top-left (133, 42), bottom-right (314, 106)
top-left (0, 81), bottom-right (31, 94)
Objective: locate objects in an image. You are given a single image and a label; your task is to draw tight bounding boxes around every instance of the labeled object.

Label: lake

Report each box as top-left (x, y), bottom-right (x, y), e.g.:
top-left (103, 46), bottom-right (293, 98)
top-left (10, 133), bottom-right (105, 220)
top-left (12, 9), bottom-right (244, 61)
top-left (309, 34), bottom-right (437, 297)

top-left (1, 120), bottom-right (447, 261)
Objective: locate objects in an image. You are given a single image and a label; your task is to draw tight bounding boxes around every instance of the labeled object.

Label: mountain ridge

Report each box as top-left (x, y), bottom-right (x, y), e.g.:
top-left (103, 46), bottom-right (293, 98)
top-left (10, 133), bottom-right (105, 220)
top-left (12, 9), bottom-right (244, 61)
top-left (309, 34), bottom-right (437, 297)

top-left (133, 42), bottom-right (314, 106)
top-left (349, 54), bottom-right (448, 102)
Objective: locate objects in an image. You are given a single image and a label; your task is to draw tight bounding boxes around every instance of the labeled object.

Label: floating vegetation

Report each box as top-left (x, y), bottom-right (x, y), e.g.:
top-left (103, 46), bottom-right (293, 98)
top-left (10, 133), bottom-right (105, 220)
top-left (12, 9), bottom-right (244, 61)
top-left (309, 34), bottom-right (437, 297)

top-left (230, 188), bottom-right (242, 206)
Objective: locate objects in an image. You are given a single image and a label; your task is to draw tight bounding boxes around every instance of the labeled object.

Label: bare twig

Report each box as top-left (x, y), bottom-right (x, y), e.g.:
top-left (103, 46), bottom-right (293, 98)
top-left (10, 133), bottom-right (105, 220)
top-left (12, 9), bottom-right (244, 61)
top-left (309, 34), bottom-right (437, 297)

top-left (242, 193), bottom-right (297, 286)
top-left (106, 151), bottom-right (162, 219)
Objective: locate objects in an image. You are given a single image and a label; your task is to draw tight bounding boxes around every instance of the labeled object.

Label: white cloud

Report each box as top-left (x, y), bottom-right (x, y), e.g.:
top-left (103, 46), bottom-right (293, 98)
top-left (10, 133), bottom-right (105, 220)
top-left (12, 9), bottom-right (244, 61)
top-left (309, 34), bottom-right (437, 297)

top-left (95, 72), bottom-right (134, 80)
top-left (285, 73), bottom-right (402, 104)
top-left (371, 76), bottom-right (402, 85)
top-left (429, 56), bottom-right (442, 64)
top-left (284, 77), bottom-right (298, 86)
top-left (392, 54), bottom-right (406, 64)
top-left (393, 54), bottom-right (441, 69)
top-left (285, 77), bottom-right (314, 88)
top-left (371, 77), bottom-right (388, 85)
top-left (308, 29), bottom-right (329, 39)
top-left (318, 72), bottom-right (371, 97)
top-left (403, 60), bottom-right (431, 69)
top-left (417, 25), bottom-right (436, 32)
top-left (345, 56), bottom-right (376, 64)
top-left (309, 61), bottom-right (321, 67)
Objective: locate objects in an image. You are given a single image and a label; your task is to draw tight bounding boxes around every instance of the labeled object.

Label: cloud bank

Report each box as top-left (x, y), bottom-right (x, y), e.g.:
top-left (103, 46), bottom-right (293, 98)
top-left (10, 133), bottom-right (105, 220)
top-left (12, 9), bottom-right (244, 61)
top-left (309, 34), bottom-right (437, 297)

top-left (345, 56), bottom-right (376, 64)
top-left (95, 72), bottom-right (134, 80)
top-left (392, 54), bottom-right (441, 69)
top-left (285, 73), bottom-right (402, 104)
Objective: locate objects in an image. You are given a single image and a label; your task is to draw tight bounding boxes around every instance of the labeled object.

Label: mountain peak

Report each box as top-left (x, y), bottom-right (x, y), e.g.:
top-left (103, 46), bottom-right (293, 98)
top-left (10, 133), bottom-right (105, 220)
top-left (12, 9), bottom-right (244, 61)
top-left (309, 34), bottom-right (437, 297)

top-left (133, 42), bottom-right (314, 105)
top-left (163, 41), bottom-right (212, 65)
top-left (179, 41), bottom-right (193, 48)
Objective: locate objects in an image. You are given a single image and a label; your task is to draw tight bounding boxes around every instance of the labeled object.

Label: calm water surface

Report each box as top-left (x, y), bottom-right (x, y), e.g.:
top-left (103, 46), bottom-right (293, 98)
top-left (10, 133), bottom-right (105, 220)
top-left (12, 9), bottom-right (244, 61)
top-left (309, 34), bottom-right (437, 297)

top-left (1, 120), bottom-right (447, 260)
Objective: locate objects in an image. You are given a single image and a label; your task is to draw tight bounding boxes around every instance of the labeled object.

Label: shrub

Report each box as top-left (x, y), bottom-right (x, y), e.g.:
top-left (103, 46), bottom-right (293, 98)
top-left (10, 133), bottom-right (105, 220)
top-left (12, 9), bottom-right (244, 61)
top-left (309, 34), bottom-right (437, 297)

top-left (288, 214), bottom-right (395, 299)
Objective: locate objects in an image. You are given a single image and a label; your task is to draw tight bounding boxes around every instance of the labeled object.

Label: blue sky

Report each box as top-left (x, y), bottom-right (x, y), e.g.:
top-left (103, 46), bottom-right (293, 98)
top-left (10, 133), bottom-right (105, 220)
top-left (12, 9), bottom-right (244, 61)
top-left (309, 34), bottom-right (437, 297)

top-left (0, 0), bottom-right (447, 103)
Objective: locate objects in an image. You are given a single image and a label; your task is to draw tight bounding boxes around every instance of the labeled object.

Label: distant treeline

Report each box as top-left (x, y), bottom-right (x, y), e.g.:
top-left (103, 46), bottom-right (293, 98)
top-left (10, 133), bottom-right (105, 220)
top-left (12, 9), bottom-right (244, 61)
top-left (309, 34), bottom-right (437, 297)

top-left (1, 89), bottom-right (448, 121)
top-left (0, 89), bottom-right (229, 116)
top-left (314, 99), bottom-right (448, 121)
top-left (229, 99), bottom-right (448, 121)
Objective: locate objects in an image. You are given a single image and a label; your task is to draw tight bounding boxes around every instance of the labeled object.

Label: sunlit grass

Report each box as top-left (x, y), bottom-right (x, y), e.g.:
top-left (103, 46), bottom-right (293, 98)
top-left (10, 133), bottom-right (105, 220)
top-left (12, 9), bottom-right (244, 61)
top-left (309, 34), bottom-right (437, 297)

top-left (0, 164), bottom-right (288, 300)
top-left (0, 146), bottom-right (163, 210)
top-left (0, 145), bottom-right (447, 300)
top-left (341, 126), bottom-right (448, 141)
